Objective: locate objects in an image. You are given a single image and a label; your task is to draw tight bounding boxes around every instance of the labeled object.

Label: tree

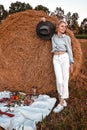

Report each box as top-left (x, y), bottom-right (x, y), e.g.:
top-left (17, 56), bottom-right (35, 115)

top-left (24, 3), bottom-right (32, 10)
top-left (72, 13), bottom-right (79, 21)
top-left (0, 5), bottom-right (8, 22)
top-left (34, 5), bottom-right (50, 14)
top-left (68, 13), bottom-right (79, 34)
top-left (80, 18), bottom-right (87, 34)
top-left (64, 12), bottom-right (79, 32)
top-left (9, 1), bottom-right (32, 14)
top-left (51, 7), bottom-right (79, 34)
top-left (71, 21), bottom-right (79, 34)
top-left (51, 7), bottom-right (64, 19)
top-left (65, 12), bottom-right (72, 27)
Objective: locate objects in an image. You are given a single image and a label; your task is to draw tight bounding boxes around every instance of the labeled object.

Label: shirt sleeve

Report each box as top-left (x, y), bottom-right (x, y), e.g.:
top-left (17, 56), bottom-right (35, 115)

top-left (66, 36), bottom-right (74, 64)
top-left (51, 35), bottom-right (58, 52)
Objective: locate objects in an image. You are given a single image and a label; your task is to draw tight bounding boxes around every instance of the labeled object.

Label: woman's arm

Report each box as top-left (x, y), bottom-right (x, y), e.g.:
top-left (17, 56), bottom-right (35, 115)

top-left (69, 63), bottom-right (74, 73)
top-left (66, 36), bottom-right (74, 64)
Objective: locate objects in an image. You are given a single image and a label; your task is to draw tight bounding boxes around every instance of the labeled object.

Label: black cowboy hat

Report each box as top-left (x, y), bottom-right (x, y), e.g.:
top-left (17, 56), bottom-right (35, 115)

top-left (36, 21), bottom-right (55, 40)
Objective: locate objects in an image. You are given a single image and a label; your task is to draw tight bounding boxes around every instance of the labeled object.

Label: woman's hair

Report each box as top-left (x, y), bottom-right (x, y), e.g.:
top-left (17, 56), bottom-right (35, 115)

top-left (56, 19), bottom-right (67, 28)
top-left (55, 19), bottom-right (68, 33)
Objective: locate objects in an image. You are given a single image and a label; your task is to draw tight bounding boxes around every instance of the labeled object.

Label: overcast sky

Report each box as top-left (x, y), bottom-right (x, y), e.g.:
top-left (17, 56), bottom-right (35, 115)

top-left (0, 0), bottom-right (87, 24)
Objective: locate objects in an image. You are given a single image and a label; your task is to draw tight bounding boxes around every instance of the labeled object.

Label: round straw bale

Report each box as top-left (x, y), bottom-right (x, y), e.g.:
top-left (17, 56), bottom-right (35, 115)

top-left (0, 10), bottom-right (82, 94)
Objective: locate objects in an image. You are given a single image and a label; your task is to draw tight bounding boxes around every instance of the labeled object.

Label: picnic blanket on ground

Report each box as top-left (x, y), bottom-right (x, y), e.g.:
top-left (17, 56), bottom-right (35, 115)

top-left (0, 91), bottom-right (56, 130)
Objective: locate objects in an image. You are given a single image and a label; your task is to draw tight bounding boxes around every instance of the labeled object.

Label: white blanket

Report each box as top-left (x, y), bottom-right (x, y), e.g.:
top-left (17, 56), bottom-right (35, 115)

top-left (0, 91), bottom-right (56, 130)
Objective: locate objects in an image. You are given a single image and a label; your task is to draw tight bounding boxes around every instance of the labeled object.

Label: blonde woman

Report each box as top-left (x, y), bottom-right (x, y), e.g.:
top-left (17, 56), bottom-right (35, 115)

top-left (52, 19), bottom-right (74, 113)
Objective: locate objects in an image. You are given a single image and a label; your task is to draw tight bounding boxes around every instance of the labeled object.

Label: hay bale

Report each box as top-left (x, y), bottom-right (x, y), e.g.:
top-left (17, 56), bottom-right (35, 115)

top-left (0, 10), bottom-right (82, 94)
top-left (0, 127), bottom-right (4, 130)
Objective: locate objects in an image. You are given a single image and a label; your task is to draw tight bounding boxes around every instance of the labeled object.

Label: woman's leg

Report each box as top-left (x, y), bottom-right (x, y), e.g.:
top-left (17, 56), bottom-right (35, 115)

top-left (61, 53), bottom-right (70, 99)
top-left (53, 54), bottom-right (70, 112)
top-left (59, 53), bottom-right (69, 107)
top-left (53, 55), bottom-right (64, 99)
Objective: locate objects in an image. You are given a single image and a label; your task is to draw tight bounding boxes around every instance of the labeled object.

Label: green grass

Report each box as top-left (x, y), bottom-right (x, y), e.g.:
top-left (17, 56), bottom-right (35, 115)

top-left (75, 34), bottom-right (87, 39)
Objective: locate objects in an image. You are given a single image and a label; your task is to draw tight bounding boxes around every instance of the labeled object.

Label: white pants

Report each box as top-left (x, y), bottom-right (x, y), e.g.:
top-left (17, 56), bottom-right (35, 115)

top-left (53, 53), bottom-right (70, 99)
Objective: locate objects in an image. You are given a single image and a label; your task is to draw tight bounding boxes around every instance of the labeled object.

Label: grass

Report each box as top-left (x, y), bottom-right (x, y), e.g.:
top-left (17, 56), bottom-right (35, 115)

top-left (75, 34), bottom-right (87, 39)
top-left (37, 88), bottom-right (87, 130)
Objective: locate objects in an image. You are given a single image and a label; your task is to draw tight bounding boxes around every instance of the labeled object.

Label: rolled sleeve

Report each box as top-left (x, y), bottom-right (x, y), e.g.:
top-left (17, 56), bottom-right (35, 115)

top-left (51, 36), bottom-right (57, 52)
top-left (66, 36), bottom-right (74, 64)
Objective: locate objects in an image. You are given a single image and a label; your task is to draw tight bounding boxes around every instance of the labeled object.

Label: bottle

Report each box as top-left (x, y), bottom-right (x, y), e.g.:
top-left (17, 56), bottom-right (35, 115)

top-left (32, 86), bottom-right (37, 96)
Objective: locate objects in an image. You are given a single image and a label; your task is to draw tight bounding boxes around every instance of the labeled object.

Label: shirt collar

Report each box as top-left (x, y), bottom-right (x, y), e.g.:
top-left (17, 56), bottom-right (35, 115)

top-left (57, 34), bottom-right (65, 38)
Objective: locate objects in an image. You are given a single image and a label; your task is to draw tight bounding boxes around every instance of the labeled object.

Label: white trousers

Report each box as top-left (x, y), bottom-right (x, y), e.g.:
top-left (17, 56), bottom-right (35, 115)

top-left (53, 53), bottom-right (70, 99)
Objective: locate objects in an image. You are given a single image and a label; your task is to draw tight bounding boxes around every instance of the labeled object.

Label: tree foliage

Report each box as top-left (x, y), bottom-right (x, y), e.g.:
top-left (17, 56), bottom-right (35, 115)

top-left (79, 18), bottom-right (87, 34)
top-left (51, 7), bottom-right (64, 19)
top-left (51, 7), bottom-right (79, 34)
top-left (9, 1), bottom-right (32, 14)
top-left (34, 5), bottom-right (50, 14)
top-left (66, 13), bottom-right (79, 33)
top-left (0, 5), bottom-right (8, 22)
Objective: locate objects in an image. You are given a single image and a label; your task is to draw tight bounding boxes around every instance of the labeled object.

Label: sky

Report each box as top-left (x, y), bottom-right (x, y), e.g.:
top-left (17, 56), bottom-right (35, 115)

top-left (0, 0), bottom-right (87, 25)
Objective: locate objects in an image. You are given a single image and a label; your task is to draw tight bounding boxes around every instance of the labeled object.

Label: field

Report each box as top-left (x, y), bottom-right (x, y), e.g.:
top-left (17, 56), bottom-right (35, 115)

top-left (0, 40), bottom-right (87, 130)
top-left (37, 39), bottom-right (87, 130)
top-left (0, 9), bottom-right (87, 130)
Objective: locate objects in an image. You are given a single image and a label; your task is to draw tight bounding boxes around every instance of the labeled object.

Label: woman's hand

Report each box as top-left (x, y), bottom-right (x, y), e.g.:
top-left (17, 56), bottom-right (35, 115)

top-left (40, 17), bottom-right (46, 22)
top-left (69, 64), bottom-right (74, 73)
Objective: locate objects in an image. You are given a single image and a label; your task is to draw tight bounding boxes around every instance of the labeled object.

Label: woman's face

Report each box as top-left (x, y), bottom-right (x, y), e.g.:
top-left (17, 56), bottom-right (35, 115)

top-left (57, 22), bottom-right (67, 34)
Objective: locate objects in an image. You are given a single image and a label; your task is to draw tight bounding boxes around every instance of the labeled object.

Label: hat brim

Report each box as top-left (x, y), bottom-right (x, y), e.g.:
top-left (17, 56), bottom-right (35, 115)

top-left (36, 21), bottom-right (55, 40)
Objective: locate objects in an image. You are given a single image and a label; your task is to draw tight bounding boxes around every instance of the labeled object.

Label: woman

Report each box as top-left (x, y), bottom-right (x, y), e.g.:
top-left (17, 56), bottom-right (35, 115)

top-left (52, 19), bottom-right (74, 113)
